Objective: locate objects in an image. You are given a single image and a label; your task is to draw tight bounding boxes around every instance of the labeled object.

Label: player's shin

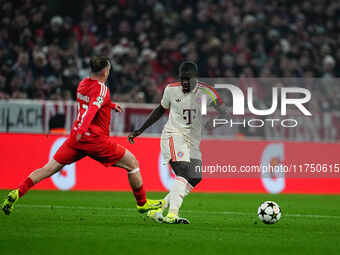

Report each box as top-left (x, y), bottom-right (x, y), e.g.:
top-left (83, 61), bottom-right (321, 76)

top-left (18, 164), bottom-right (59, 198)
top-left (128, 168), bottom-right (147, 206)
top-left (168, 176), bottom-right (189, 216)
top-left (161, 193), bottom-right (170, 212)
top-left (162, 181), bottom-right (192, 213)
top-left (23, 159), bottom-right (64, 196)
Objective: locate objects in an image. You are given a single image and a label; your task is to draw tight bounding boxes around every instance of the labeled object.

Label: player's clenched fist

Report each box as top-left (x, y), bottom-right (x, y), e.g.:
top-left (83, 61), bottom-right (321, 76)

top-left (114, 104), bottom-right (123, 112)
top-left (128, 129), bottom-right (142, 144)
top-left (110, 102), bottom-right (123, 112)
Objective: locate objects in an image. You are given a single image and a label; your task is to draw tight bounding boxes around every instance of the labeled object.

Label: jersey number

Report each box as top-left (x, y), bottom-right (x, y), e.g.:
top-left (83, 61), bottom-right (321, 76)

top-left (183, 109), bottom-right (196, 125)
top-left (77, 102), bottom-right (88, 128)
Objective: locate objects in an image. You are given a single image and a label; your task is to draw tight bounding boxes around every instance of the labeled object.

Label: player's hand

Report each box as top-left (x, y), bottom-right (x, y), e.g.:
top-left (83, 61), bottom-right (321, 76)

top-left (128, 129), bottom-right (142, 144)
top-left (114, 104), bottom-right (123, 112)
top-left (76, 133), bottom-right (82, 142)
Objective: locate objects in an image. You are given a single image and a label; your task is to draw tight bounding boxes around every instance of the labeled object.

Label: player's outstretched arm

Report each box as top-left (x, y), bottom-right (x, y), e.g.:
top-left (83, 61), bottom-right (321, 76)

top-left (128, 104), bottom-right (166, 144)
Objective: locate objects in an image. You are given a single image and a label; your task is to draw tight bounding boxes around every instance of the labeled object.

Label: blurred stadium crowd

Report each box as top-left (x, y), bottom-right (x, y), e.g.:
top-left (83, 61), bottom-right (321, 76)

top-left (1, 0), bottom-right (340, 111)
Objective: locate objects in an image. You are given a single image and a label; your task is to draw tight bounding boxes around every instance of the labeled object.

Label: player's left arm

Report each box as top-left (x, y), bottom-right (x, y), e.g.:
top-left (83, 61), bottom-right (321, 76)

top-left (128, 104), bottom-right (166, 144)
top-left (128, 85), bottom-right (170, 144)
top-left (76, 86), bottom-right (105, 141)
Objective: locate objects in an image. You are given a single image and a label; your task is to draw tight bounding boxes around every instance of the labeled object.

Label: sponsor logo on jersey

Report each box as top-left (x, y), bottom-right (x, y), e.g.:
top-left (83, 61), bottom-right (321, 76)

top-left (176, 98), bottom-right (181, 102)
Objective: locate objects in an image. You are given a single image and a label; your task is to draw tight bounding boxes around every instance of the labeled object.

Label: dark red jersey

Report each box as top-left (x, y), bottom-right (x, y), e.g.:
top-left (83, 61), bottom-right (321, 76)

top-left (69, 77), bottom-right (114, 144)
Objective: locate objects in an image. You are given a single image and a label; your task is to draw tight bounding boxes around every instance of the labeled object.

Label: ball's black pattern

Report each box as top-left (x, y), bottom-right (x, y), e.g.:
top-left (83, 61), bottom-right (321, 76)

top-left (257, 201), bottom-right (281, 224)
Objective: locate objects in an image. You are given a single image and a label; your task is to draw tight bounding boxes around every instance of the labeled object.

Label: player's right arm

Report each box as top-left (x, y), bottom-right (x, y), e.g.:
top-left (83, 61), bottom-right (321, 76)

top-left (128, 86), bottom-right (170, 144)
top-left (76, 84), bottom-right (106, 141)
top-left (128, 104), bottom-right (166, 144)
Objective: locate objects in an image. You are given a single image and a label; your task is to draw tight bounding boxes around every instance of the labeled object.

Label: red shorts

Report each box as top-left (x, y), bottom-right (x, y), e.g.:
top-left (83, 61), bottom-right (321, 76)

top-left (54, 137), bottom-right (126, 167)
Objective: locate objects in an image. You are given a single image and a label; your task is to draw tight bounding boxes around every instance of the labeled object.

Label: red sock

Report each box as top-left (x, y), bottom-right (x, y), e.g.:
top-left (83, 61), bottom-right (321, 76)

top-left (18, 177), bottom-right (34, 197)
top-left (133, 185), bottom-right (146, 206)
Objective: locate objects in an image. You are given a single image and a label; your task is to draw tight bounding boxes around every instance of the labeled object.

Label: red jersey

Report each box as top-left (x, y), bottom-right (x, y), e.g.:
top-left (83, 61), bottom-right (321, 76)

top-left (69, 77), bottom-right (115, 144)
top-left (54, 78), bottom-right (125, 166)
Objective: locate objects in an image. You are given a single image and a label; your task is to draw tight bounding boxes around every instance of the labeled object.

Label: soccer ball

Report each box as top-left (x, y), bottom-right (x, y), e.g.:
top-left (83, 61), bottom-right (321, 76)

top-left (257, 201), bottom-right (281, 224)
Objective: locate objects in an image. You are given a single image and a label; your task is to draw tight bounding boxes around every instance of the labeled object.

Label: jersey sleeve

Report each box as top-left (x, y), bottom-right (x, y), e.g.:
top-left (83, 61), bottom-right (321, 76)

top-left (77, 83), bottom-right (108, 135)
top-left (161, 86), bottom-right (171, 109)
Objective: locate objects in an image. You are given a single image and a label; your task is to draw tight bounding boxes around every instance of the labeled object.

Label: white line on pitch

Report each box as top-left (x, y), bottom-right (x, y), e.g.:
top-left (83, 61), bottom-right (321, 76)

top-left (16, 204), bottom-right (340, 219)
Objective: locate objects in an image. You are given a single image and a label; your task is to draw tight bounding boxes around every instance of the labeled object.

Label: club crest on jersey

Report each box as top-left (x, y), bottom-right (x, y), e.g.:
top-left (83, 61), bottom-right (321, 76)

top-left (177, 152), bottom-right (184, 158)
top-left (93, 96), bottom-right (104, 107)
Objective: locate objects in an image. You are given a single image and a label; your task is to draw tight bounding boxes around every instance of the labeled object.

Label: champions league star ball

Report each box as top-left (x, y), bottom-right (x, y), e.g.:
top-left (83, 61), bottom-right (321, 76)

top-left (257, 201), bottom-right (281, 224)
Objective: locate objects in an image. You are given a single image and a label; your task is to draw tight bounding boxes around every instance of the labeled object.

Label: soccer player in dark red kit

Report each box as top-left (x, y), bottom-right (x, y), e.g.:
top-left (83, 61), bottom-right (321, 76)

top-left (2, 56), bottom-right (164, 215)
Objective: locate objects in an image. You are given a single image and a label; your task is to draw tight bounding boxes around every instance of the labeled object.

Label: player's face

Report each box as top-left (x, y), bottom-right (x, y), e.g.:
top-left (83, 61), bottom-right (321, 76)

top-left (103, 64), bottom-right (111, 82)
top-left (181, 73), bottom-right (197, 93)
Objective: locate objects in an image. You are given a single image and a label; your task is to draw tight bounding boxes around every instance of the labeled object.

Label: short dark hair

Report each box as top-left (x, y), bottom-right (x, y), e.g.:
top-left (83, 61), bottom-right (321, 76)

top-left (90, 56), bottom-right (110, 73)
top-left (179, 61), bottom-right (198, 77)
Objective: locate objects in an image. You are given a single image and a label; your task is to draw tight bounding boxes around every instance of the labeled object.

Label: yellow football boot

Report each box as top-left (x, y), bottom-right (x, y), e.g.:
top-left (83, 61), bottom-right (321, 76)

top-left (136, 199), bottom-right (165, 213)
top-left (2, 189), bottom-right (19, 215)
top-left (163, 212), bottom-right (190, 224)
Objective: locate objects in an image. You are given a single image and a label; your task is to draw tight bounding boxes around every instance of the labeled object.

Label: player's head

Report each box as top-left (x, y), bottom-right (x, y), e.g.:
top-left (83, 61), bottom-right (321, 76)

top-left (179, 61), bottom-right (198, 93)
top-left (90, 56), bottom-right (111, 82)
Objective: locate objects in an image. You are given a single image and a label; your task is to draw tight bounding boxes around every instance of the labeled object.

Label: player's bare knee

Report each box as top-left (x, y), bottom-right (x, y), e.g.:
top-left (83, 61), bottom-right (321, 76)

top-left (129, 157), bottom-right (139, 171)
top-left (123, 155), bottom-right (139, 172)
top-left (122, 150), bottom-right (138, 171)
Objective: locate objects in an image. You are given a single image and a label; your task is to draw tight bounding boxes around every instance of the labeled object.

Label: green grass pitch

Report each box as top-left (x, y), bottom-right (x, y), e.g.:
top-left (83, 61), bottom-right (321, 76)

top-left (1, 190), bottom-right (339, 255)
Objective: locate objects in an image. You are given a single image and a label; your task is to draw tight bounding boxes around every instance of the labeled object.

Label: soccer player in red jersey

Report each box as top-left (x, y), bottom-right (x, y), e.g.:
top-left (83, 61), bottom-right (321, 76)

top-left (2, 56), bottom-right (163, 215)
